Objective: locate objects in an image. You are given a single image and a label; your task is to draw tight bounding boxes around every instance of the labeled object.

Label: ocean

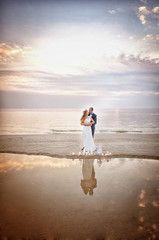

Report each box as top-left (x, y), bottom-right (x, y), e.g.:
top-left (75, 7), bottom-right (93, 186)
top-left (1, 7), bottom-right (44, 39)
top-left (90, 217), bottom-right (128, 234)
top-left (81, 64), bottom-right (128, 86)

top-left (0, 108), bottom-right (159, 135)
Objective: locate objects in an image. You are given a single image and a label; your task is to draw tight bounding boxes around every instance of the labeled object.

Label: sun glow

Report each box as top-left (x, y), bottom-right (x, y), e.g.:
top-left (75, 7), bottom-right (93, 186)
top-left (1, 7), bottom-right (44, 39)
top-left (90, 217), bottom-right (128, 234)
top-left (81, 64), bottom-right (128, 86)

top-left (29, 32), bottom-right (131, 75)
top-left (0, 28), bottom-right (141, 76)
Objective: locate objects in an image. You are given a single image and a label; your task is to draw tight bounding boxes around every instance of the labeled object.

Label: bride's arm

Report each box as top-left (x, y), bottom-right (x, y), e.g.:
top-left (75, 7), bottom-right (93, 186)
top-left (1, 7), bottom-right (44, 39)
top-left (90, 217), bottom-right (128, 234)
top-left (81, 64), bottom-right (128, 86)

top-left (91, 117), bottom-right (95, 124)
top-left (80, 120), bottom-right (92, 126)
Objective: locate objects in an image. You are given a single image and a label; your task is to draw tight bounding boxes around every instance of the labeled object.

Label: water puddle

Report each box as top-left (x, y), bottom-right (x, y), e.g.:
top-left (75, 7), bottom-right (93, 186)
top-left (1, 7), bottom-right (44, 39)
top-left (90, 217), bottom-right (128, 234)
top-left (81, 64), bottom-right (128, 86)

top-left (0, 153), bottom-right (159, 240)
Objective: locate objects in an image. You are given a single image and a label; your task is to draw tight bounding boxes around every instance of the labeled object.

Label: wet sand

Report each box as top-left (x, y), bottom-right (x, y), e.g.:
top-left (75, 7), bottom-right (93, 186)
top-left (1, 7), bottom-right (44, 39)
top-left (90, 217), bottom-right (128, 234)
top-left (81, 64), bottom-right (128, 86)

top-left (0, 153), bottom-right (159, 240)
top-left (0, 133), bottom-right (159, 159)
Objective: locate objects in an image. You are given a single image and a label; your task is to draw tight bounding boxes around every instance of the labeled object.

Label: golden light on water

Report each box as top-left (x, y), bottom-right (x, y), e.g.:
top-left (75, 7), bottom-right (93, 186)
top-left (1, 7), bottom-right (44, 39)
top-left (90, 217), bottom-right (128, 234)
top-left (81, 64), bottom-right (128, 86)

top-left (0, 153), bottom-right (79, 172)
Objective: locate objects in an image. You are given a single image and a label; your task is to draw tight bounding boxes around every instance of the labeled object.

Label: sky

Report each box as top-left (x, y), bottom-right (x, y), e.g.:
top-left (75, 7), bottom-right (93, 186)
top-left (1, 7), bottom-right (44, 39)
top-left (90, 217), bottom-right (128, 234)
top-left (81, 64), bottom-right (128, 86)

top-left (0, 0), bottom-right (159, 109)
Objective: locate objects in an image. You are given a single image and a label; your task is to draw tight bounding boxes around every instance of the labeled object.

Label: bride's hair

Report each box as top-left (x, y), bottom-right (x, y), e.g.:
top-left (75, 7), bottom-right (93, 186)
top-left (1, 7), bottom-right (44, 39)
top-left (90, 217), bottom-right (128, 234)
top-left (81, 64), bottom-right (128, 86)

top-left (80, 109), bottom-right (88, 122)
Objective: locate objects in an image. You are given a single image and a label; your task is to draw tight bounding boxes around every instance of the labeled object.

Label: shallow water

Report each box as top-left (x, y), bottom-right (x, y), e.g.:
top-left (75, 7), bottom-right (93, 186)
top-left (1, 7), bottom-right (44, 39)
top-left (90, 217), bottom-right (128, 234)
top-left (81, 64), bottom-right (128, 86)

top-left (0, 153), bottom-right (159, 240)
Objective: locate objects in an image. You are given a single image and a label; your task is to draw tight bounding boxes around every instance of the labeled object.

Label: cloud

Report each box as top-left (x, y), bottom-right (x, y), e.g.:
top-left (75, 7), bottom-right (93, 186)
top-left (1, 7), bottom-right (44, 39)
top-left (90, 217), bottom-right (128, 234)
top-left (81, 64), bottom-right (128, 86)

top-left (141, 33), bottom-right (159, 56)
top-left (142, 34), bottom-right (153, 40)
top-left (139, 14), bottom-right (147, 24)
top-left (108, 7), bottom-right (123, 15)
top-left (103, 90), bottom-right (159, 96)
top-left (140, 0), bottom-right (147, 4)
top-left (129, 36), bottom-right (135, 40)
top-left (137, 5), bottom-right (159, 25)
top-left (0, 69), bottom-right (101, 96)
top-left (0, 59), bottom-right (159, 108)
top-left (142, 33), bottom-right (159, 41)
top-left (0, 89), bottom-right (97, 109)
top-left (137, 6), bottom-right (150, 24)
top-left (117, 53), bottom-right (159, 70)
top-left (0, 60), bottom-right (159, 98)
top-left (152, 6), bottom-right (159, 13)
top-left (138, 6), bottom-right (151, 15)
top-left (108, 10), bottom-right (116, 14)
top-left (0, 43), bottom-right (33, 64)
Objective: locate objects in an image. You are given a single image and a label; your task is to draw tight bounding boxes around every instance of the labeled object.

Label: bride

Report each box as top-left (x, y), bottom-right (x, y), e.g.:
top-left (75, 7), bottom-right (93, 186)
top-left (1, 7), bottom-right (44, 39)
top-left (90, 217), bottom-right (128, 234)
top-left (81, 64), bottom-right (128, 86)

top-left (80, 109), bottom-right (96, 154)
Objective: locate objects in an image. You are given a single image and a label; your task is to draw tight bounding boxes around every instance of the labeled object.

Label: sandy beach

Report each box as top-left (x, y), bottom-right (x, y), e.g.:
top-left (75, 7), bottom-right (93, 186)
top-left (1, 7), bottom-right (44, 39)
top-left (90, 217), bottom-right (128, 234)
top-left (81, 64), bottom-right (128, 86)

top-left (0, 133), bottom-right (159, 159)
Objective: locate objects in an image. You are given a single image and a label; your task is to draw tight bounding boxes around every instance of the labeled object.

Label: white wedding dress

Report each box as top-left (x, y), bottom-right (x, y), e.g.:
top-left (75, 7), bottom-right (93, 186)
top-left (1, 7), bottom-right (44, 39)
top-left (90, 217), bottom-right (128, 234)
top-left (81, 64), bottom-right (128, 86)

top-left (82, 116), bottom-right (96, 154)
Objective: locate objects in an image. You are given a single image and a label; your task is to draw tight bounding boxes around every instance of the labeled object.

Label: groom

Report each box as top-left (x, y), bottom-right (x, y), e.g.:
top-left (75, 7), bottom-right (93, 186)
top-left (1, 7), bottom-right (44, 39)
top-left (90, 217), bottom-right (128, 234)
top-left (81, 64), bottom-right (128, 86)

top-left (88, 107), bottom-right (97, 138)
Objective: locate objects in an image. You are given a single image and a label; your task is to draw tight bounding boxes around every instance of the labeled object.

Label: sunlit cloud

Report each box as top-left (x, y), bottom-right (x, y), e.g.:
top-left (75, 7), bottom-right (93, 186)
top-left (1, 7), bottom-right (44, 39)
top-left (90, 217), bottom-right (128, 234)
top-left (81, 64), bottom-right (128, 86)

top-left (152, 6), bottom-right (159, 13)
top-left (138, 6), bottom-right (151, 15)
top-left (137, 4), bottom-right (159, 25)
top-left (139, 14), bottom-right (147, 24)
top-left (0, 43), bottom-right (33, 64)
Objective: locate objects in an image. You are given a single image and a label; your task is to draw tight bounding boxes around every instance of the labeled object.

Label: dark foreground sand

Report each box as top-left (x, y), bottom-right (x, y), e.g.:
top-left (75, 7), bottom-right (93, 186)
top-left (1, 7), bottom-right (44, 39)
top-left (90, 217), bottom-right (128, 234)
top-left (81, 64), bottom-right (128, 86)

top-left (0, 133), bottom-right (159, 159)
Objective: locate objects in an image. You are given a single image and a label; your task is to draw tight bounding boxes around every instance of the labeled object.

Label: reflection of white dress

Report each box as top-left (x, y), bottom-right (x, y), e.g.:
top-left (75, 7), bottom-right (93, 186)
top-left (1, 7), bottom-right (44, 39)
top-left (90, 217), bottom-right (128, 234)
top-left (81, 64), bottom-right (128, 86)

top-left (82, 116), bottom-right (96, 154)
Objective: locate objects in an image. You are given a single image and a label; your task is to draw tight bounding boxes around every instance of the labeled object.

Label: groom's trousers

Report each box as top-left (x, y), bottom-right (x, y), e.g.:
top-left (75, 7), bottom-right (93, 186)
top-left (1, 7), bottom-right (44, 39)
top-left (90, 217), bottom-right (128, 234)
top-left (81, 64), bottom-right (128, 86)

top-left (91, 125), bottom-right (95, 138)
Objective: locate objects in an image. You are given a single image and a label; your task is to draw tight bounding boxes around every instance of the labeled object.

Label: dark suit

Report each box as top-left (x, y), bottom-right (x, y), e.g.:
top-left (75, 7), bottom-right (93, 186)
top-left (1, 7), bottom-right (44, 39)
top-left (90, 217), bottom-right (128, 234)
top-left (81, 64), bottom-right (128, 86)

top-left (88, 112), bottom-right (97, 138)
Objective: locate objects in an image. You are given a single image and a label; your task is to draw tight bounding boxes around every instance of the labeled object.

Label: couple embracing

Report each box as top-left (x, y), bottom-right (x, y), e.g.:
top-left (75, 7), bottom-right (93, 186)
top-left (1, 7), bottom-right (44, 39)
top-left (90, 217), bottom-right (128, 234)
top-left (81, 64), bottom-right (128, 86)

top-left (80, 107), bottom-right (97, 154)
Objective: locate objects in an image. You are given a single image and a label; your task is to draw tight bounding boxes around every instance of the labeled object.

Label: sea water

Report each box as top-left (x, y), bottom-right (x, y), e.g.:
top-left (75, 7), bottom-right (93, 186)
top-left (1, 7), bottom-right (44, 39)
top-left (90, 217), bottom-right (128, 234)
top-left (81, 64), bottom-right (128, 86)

top-left (0, 108), bottom-right (159, 135)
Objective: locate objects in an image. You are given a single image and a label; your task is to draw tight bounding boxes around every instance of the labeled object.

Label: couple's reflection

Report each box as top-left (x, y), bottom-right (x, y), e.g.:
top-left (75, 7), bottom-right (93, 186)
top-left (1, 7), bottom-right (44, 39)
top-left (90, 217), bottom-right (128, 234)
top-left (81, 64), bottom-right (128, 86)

top-left (81, 159), bottom-right (97, 195)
